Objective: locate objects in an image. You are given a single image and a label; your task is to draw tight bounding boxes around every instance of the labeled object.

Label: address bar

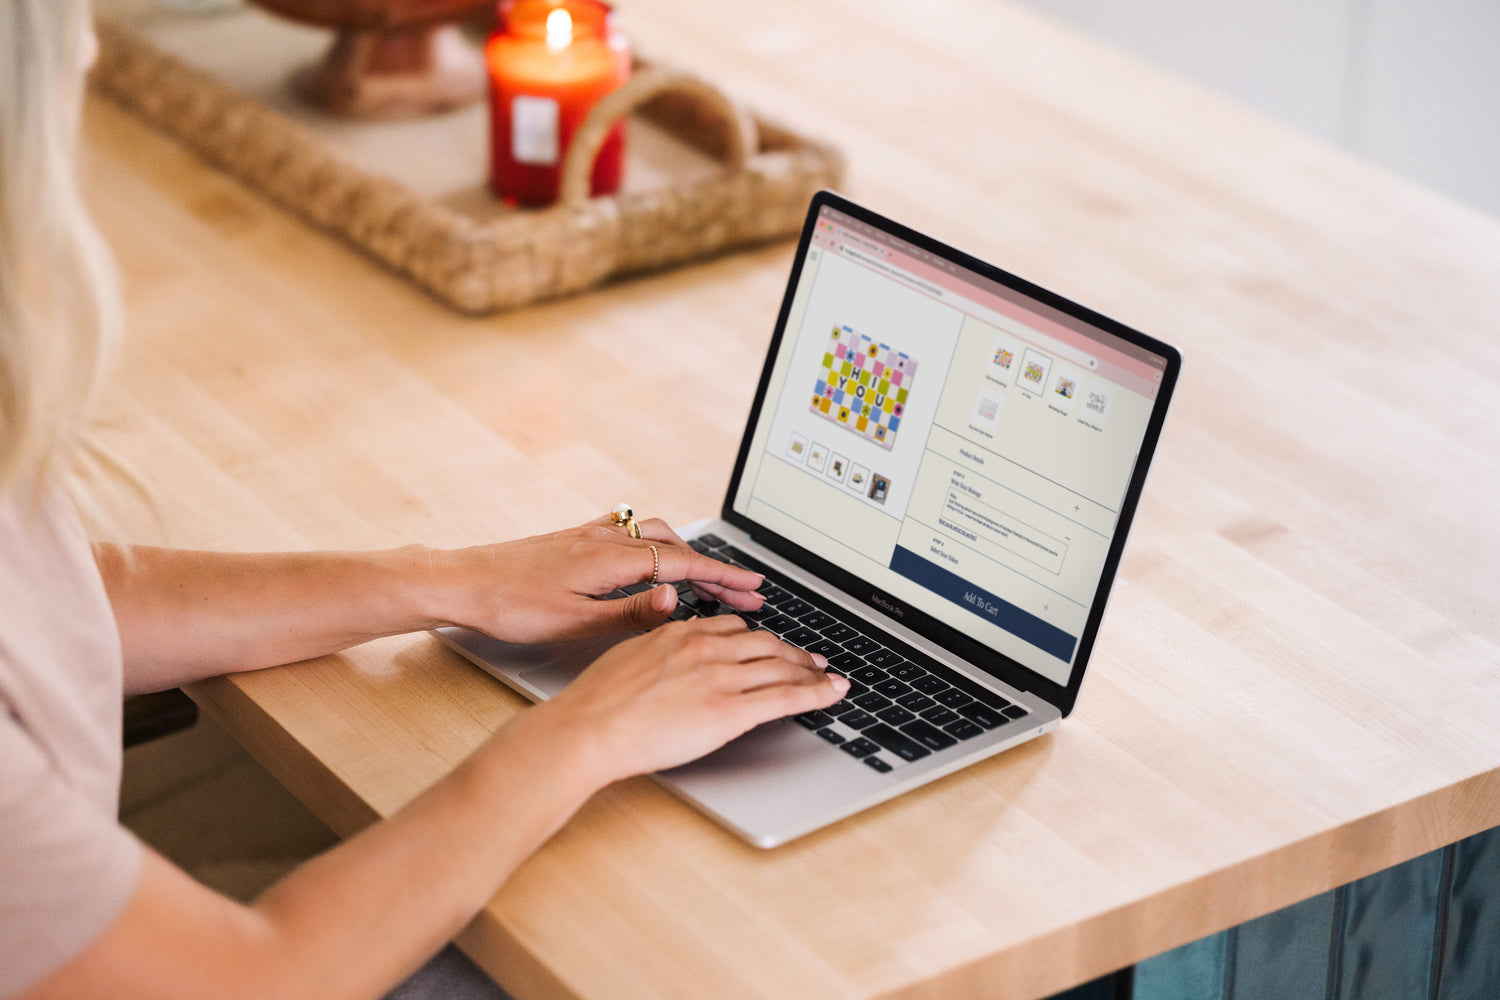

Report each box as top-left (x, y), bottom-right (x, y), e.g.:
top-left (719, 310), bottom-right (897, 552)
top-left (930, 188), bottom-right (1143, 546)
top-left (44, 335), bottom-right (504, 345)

top-left (838, 244), bottom-right (1099, 372)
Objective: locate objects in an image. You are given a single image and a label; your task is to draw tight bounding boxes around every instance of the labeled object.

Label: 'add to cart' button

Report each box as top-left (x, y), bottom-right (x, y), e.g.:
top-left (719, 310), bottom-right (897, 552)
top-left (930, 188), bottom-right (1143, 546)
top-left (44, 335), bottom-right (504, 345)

top-left (889, 545), bottom-right (1077, 662)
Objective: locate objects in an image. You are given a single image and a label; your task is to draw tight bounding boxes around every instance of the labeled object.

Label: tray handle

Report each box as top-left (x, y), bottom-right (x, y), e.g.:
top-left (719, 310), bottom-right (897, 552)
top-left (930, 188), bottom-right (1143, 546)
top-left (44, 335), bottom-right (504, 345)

top-left (559, 67), bottom-right (758, 205)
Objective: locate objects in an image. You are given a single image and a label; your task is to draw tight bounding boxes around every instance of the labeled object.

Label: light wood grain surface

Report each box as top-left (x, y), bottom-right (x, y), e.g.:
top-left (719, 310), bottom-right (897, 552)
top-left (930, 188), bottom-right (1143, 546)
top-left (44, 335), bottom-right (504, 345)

top-left (82, 0), bottom-right (1500, 997)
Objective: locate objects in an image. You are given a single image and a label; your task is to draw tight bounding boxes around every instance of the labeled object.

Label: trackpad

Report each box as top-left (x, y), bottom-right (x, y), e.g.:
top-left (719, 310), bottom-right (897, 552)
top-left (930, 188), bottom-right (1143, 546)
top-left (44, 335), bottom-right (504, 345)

top-left (518, 638), bottom-right (617, 697)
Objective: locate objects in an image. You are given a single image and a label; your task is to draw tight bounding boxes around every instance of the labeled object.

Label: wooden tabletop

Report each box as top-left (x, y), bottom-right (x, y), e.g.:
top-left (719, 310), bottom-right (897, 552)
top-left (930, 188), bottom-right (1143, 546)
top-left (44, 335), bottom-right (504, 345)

top-left (83, 0), bottom-right (1500, 997)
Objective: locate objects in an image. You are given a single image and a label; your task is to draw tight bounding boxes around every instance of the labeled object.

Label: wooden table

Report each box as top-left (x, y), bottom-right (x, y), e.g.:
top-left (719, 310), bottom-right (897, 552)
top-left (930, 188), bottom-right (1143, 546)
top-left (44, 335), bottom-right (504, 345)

top-left (83, 0), bottom-right (1500, 997)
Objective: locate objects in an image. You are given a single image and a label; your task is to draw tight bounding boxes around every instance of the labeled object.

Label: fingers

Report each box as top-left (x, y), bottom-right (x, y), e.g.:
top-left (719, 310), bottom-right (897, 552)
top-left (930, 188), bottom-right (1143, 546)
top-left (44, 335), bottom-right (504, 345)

top-left (582, 513), bottom-right (765, 595)
top-left (619, 584), bottom-right (676, 632)
top-left (729, 668), bottom-right (849, 726)
top-left (636, 517), bottom-right (686, 546)
top-left (717, 654), bottom-right (836, 693)
top-left (690, 580), bottom-right (764, 611)
top-left (690, 624), bottom-right (824, 671)
top-left (653, 545), bottom-right (762, 594)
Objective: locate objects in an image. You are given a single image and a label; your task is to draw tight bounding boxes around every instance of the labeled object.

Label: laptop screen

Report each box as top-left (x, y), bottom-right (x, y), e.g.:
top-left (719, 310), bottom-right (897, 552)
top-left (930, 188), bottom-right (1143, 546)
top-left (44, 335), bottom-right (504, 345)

top-left (727, 195), bottom-right (1176, 698)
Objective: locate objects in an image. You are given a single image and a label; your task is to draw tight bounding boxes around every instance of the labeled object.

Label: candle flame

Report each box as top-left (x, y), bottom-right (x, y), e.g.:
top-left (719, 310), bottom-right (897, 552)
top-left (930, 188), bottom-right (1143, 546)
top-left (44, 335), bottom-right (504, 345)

top-left (546, 8), bottom-right (573, 50)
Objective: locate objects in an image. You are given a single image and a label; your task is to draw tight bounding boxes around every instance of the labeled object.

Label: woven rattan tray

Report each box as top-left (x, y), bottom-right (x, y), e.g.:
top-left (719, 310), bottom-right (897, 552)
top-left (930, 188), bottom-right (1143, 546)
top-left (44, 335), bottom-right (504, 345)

top-left (91, 17), bottom-right (843, 314)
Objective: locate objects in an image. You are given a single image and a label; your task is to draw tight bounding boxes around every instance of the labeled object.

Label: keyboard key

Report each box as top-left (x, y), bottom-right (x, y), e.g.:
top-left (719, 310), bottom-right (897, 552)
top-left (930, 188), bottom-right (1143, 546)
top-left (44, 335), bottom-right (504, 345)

top-left (958, 702), bottom-right (1006, 730)
top-left (829, 651), bottom-right (866, 672)
top-left (863, 755), bottom-right (894, 773)
top-left (1002, 704), bottom-right (1030, 721)
top-left (824, 700), bottom-right (862, 718)
top-left (677, 590), bottom-right (713, 610)
top-left (845, 680), bottom-right (869, 697)
top-left (794, 710), bottom-right (833, 729)
top-left (842, 636), bottom-right (880, 656)
top-left (668, 603), bottom-right (697, 621)
top-left (760, 614), bottom-right (799, 634)
top-left (935, 689), bottom-right (974, 708)
top-left (799, 610), bottom-right (837, 631)
top-left (864, 724), bottom-right (932, 762)
top-left (720, 545), bottom-right (757, 564)
top-left (944, 719), bottom-right (984, 741)
top-left (816, 727), bottom-right (846, 745)
top-left (900, 719), bottom-right (958, 752)
top-left (820, 622), bottom-right (858, 643)
top-left (920, 705), bottom-right (960, 726)
top-left (840, 738), bottom-right (879, 758)
top-left (806, 638), bottom-right (844, 658)
top-left (864, 648), bottom-right (904, 668)
top-left (850, 665), bottom-right (886, 684)
top-left (759, 583), bottom-right (791, 603)
top-left (876, 705), bottom-right (916, 726)
top-left (853, 692), bottom-right (891, 712)
top-left (837, 709), bottom-right (879, 730)
top-left (913, 675), bottom-right (949, 695)
top-left (896, 692), bottom-right (936, 712)
top-left (776, 597), bottom-right (814, 619)
top-left (888, 661), bottom-right (926, 681)
top-left (697, 533), bottom-right (726, 549)
top-left (733, 601), bottom-right (768, 620)
top-left (873, 678), bottom-right (912, 699)
top-left (688, 539), bottom-right (715, 555)
top-left (784, 626), bottom-right (824, 647)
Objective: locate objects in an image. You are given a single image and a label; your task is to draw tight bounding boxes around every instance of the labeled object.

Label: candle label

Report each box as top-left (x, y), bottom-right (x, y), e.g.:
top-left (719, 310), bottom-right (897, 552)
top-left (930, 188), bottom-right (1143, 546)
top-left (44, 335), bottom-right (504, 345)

top-left (511, 95), bottom-right (561, 166)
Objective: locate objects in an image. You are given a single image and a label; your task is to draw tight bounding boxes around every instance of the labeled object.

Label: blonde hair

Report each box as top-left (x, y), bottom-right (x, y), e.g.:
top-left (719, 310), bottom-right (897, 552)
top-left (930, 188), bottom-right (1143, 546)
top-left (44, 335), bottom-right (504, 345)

top-left (1, 0), bottom-right (131, 526)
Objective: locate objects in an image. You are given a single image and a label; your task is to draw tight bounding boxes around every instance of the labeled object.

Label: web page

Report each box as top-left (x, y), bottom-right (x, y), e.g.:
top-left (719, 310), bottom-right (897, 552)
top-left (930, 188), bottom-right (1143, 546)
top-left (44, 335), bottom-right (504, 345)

top-left (734, 207), bottom-right (1167, 686)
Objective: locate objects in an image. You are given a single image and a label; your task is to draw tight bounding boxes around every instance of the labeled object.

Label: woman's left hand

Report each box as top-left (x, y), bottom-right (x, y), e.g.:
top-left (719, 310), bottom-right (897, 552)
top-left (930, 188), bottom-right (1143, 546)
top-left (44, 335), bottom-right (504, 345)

top-left (427, 515), bottom-right (765, 645)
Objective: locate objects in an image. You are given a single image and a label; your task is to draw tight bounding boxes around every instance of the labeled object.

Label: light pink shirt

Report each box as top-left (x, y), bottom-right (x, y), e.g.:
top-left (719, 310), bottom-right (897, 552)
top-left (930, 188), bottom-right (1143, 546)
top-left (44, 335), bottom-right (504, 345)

top-left (0, 480), bottom-right (141, 998)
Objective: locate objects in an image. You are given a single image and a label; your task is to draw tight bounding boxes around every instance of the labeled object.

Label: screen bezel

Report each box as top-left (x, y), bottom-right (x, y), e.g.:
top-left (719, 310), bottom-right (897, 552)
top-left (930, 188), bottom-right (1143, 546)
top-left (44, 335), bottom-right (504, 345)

top-left (721, 191), bottom-right (1180, 717)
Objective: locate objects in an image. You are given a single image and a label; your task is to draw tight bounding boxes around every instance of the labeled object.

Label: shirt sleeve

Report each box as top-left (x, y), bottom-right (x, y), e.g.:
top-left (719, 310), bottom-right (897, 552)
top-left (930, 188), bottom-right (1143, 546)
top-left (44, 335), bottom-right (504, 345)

top-left (0, 714), bottom-right (142, 999)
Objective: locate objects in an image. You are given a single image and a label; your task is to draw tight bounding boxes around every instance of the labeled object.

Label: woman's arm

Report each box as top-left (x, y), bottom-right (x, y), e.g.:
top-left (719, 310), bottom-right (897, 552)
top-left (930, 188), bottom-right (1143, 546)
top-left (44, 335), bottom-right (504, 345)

top-left (99, 517), bottom-right (763, 695)
top-left (27, 618), bottom-right (847, 1000)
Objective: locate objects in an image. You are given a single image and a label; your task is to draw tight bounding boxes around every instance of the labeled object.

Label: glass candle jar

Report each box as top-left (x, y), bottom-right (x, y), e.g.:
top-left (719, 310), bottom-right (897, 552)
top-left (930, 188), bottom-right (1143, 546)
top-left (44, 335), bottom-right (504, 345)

top-left (486, 0), bottom-right (629, 205)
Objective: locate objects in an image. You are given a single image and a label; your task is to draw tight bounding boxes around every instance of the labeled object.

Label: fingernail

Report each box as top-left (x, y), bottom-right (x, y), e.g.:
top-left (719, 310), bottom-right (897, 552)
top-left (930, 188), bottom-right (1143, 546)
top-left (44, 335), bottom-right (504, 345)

top-left (811, 653), bottom-right (828, 669)
top-left (830, 674), bottom-right (849, 693)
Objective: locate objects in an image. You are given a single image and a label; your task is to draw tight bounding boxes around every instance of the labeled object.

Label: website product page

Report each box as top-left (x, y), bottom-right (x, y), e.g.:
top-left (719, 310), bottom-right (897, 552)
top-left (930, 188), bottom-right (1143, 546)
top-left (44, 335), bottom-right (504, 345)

top-left (734, 207), bottom-right (1167, 686)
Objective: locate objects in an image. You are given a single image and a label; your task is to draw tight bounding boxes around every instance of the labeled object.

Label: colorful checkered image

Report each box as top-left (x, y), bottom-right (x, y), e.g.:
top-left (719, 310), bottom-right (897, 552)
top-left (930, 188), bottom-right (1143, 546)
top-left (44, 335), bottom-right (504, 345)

top-left (1017, 347), bottom-right (1053, 395)
top-left (809, 325), bottom-right (917, 452)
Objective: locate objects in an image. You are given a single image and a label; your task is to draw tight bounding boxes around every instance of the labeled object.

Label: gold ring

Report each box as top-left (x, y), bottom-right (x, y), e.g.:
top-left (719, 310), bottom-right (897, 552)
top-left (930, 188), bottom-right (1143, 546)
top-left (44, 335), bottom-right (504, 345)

top-left (649, 544), bottom-right (660, 586)
top-left (610, 502), bottom-right (643, 539)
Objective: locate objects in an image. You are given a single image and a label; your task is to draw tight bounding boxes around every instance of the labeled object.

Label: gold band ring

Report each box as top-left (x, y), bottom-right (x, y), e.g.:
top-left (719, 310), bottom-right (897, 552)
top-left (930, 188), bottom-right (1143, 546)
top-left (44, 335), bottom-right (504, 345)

top-left (649, 544), bottom-right (660, 586)
top-left (610, 502), bottom-right (643, 539)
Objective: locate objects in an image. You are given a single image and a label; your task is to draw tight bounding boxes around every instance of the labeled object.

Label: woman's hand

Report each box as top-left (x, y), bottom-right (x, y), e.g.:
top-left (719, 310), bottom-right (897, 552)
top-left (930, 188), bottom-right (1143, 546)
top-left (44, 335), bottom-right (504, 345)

top-left (429, 515), bottom-right (765, 645)
top-left (531, 615), bottom-right (850, 785)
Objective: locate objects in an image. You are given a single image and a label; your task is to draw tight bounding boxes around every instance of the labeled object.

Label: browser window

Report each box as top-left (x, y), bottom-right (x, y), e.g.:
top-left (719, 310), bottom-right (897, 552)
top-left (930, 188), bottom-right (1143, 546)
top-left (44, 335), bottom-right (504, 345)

top-left (734, 206), bottom-right (1169, 686)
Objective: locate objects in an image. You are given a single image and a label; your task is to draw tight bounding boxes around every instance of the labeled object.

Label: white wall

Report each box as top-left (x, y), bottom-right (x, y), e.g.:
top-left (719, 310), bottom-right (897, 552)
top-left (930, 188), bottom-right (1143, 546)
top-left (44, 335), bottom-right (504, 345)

top-left (1014, 0), bottom-right (1500, 219)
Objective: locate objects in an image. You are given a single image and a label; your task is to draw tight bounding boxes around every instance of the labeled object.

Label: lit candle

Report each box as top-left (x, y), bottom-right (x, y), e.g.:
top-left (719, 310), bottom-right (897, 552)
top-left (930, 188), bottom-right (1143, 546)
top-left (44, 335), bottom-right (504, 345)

top-left (487, 0), bottom-right (629, 206)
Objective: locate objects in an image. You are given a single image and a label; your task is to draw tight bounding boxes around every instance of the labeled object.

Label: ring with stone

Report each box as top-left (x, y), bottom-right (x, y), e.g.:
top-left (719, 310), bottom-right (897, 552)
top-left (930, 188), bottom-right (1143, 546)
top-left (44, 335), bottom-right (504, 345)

top-left (610, 502), bottom-right (643, 539)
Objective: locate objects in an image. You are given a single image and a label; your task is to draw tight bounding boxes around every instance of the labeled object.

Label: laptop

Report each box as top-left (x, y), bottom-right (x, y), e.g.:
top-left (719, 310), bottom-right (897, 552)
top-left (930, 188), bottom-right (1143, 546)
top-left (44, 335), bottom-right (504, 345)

top-left (436, 191), bottom-right (1181, 848)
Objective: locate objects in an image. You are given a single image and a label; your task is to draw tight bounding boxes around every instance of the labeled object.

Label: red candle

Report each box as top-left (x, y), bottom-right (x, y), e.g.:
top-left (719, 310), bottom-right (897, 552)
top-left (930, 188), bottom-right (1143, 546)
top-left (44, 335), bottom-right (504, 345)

top-left (487, 0), bottom-right (629, 206)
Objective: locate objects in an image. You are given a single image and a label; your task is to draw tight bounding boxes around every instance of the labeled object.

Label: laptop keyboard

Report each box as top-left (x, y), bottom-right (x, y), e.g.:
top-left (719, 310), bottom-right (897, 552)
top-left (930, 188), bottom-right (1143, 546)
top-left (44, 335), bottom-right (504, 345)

top-left (615, 533), bottom-right (1031, 775)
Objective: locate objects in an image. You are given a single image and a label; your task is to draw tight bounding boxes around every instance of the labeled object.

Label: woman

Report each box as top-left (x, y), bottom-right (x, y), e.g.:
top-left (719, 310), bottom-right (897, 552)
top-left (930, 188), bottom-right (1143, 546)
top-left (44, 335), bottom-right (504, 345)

top-left (0, 3), bottom-right (848, 998)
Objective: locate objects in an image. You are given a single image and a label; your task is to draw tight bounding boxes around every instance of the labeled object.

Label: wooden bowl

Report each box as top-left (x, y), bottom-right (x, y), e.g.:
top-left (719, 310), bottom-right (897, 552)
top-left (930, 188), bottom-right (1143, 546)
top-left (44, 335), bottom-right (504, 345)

top-left (248, 0), bottom-right (494, 118)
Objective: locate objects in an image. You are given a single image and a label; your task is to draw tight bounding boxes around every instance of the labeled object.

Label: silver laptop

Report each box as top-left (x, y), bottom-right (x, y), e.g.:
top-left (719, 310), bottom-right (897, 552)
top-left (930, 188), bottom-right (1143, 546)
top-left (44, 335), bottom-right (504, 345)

top-left (436, 191), bottom-right (1180, 848)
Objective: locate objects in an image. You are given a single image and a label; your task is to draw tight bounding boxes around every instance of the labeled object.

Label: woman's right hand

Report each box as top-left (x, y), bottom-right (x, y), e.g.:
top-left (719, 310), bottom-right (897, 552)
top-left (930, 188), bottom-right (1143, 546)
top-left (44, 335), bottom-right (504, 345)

top-left (532, 615), bottom-right (849, 787)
